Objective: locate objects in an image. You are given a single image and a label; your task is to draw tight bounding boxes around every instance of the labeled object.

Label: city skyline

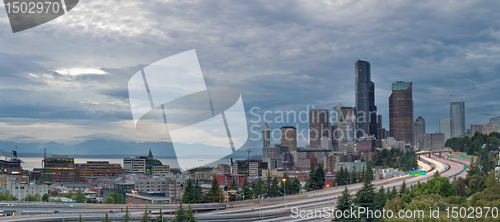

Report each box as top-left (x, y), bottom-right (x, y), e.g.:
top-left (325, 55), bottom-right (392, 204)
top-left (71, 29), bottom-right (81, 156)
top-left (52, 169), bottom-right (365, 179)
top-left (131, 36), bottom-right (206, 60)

top-left (0, 1), bottom-right (499, 150)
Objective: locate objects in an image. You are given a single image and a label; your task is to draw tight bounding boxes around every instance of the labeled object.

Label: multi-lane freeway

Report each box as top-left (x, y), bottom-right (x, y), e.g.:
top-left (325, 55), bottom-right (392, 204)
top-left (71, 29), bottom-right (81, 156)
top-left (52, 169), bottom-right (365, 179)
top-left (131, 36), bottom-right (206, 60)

top-left (0, 153), bottom-right (469, 222)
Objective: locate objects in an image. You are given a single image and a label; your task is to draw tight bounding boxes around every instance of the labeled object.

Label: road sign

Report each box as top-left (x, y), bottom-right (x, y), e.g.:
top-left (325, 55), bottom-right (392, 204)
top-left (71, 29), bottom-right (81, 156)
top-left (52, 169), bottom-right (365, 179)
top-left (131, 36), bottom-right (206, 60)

top-left (463, 166), bottom-right (469, 170)
top-left (409, 171), bottom-right (414, 176)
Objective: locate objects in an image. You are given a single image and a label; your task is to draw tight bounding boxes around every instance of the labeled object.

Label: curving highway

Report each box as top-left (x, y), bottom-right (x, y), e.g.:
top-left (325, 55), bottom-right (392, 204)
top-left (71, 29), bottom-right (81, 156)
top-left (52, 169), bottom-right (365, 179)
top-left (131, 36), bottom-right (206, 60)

top-left (0, 153), bottom-right (469, 222)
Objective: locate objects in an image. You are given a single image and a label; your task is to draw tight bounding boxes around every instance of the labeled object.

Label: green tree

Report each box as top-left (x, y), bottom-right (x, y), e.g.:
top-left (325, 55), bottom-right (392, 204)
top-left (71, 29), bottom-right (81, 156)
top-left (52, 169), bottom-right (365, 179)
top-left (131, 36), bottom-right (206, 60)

top-left (335, 166), bottom-right (348, 186)
top-left (270, 177), bottom-right (280, 197)
top-left (374, 186), bottom-right (387, 211)
top-left (172, 203), bottom-right (186, 222)
top-left (481, 170), bottom-right (500, 201)
top-left (280, 172), bottom-right (291, 194)
top-left (194, 180), bottom-right (203, 203)
top-left (364, 164), bottom-right (373, 182)
top-left (335, 186), bottom-right (353, 221)
top-left (77, 214), bottom-right (83, 222)
top-left (305, 163), bottom-right (317, 190)
top-left (104, 192), bottom-right (124, 204)
top-left (123, 206), bottom-right (131, 222)
top-left (389, 186), bottom-right (398, 200)
top-left (231, 177), bottom-right (237, 189)
top-left (314, 164), bottom-right (325, 189)
top-left (140, 206), bottom-right (151, 222)
top-left (290, 177), bottom-right (301, 194)
top-left (185, 204), bottom-right (197, 222)
top-left (253, 177), bottom-right (265, 197)
top-left (411, 172), bottom-right (456, 198)
top-left (182, 179), bottom-right (196, 204)
top-left (351, 165), bottom-right (357, 184)
top-left (102, 213), bottom-right (110, 222)
top-left (73, 190), bottom-right (86, 203)
top-left (354, 176), bottom-right (376, 221)
top-left (242, 178), bottom-right (253, 200)
top-left (266, 172), bottom-right (272, 197)
top-left (0, 190), bottom-right (17, 201)
top-left (399, 180), bottom-right (407, 197)
top-left (155, 208), bottom-right (167, 222)
top-left (41, 193), bottom-right (49, 202)
top-left (24, 193), bottom-right (41, 201)
top-left (207, 177), bottom-right (223, 203)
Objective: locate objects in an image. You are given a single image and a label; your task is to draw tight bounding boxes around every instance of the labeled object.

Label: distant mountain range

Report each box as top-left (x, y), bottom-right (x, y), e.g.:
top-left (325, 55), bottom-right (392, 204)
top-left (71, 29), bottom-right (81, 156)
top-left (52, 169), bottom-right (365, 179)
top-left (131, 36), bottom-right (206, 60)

top-left (0, 139), bottom-right (262, 159)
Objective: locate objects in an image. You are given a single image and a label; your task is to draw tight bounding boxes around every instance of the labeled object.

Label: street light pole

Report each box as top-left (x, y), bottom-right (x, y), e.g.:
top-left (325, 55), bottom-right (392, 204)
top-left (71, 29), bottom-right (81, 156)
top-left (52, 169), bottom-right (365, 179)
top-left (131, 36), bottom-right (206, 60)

top-left (132, 191), bottom-right (136, 213)
top-left (260, 195), bottom-right (264, 221)
top-left (110, 196), bottom-right (115, 222)
top-left (281, 178), bottom-right (286, 214)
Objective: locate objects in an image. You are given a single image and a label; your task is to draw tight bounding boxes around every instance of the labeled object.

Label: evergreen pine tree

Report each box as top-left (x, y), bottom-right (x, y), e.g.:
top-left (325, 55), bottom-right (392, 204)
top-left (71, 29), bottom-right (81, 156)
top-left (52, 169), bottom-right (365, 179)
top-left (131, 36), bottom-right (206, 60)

top-left (390, 186), bottom-right (398, 200)
top-left (399, 180), bottom-right (407, 197)
top-left (231, 177), bottom-right (237, 189)
top-left (375, 186), bottom-right (387, 211)
top-left (207, 177), bottom-right (223, 203)
top-left (351, 165), bottom-right (357, 184)
top-left (122, 206), bottom-right (131, 222)
top-left (266, 172), bottom-right (272, 197)
top-left (194, 180), bottom-right (203, 203)
top-left (102, 213), bottom-right (110, 222)
top-left (185, 204), bottom-right (197, 222)
top-left (335, 166), bottom-right (346, 186)
top-left (305, 163), bottom-right (317, 190)
top-left (155, 208), bottom-right (167, 222)
top-left (243, 178), bottom-right (253, 200)
top-left (335, 186), bottom-right (353, 221)
top-left (354, 174), bottom-right (377, 222)
top-left (140, 206), bottom-right (151, 222)
top-left (172, 203), bottom-right (186, 222)
top-left (360, 165), bottom-right (366, 183)
top-left (364, 164), bottom-right (373, 182)
top-left (315, 164), bottom-right (325, 189)
top-left (291, 177), bottom-right (301, 194)
top-left (77, 214), bottom-right (83, 222)
top-left (281, 172), bottom-right (290, 194)
top-left (182, 179), bottom-right (195, 204)
top-left (270, 177), bottom-right (280, 197)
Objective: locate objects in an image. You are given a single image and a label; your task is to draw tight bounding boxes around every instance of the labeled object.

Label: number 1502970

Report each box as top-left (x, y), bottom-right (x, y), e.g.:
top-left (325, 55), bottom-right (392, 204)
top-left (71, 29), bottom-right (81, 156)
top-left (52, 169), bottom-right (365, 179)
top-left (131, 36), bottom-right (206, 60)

top-left (446, 207), bottom-right (499, 219)
top-left (5, 1), bottom-right (62, 14)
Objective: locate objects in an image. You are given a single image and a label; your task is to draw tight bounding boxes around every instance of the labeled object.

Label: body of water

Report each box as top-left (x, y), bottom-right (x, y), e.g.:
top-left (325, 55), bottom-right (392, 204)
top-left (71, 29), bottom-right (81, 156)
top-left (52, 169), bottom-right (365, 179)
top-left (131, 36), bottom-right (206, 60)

top-left (19, 157), bottom-right (228, 171)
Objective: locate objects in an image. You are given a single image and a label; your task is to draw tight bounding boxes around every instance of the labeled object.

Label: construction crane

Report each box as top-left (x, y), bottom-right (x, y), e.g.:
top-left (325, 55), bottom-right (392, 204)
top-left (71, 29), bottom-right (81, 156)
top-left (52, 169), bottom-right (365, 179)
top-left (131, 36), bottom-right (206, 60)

top-left (41, 148), bottom-right (46, 168)
top-left (244, 149), bottom-right (251, 160)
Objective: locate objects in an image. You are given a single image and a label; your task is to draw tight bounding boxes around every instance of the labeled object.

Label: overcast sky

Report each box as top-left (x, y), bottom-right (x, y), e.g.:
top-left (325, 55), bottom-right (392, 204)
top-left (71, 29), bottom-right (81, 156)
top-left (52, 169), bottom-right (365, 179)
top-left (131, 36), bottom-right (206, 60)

top-left (0, 0), bottom-right (499, 148)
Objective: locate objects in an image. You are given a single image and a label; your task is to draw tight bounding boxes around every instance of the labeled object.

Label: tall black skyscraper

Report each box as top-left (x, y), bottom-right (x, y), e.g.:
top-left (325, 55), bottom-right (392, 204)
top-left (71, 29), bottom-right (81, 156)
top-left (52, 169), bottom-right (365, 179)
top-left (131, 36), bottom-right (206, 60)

top-left (355, 60), bottom-right (378, 138)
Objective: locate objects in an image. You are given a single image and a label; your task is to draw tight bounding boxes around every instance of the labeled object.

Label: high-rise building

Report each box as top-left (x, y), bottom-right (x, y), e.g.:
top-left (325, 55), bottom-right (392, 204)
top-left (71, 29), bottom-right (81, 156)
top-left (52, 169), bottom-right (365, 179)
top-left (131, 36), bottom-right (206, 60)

top-left (414, 116), bottom-right (425, 149)
top-left (123, 150), bottom-right (169, 175)
top-left (262, 144), bottom-right (282, 170)
top-left (309, 109), bottom-right (330, 148)
top-left (355, 60), bottom-right (378, 138)
top-left (44, 155), bottom-right (75, 183)
top-left (263, 122), bottom-right (270, 148)
top-left (376, 115), bottom-right (384, 148)
top-left (389, 81), bottom-right (413, 145)
top-left (340, 106), bottom-right (357, 141)
top-left (450, 99), bottom-right (465, 138)
top-left (281, 126), bottom-right (297, 152)
top-left (0, 149), bottom-right (22, 175)
top-left (439, 118), bottom-right (451, 141)
top-left (75, 161), bottom-right (123, 183)
top-left (331, 102), bottom-right (344, 151)
top-left (232, 160), bottom-right (268, 177)
top-left (425, 132), bottom-right (445, 150)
